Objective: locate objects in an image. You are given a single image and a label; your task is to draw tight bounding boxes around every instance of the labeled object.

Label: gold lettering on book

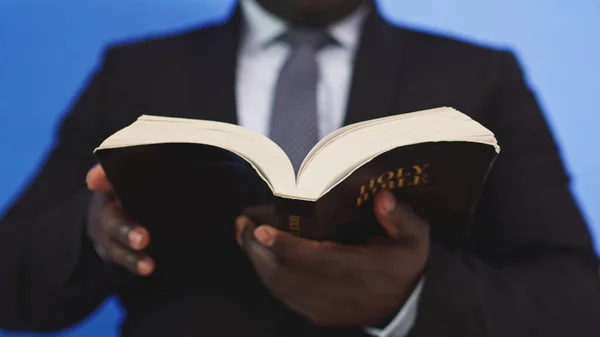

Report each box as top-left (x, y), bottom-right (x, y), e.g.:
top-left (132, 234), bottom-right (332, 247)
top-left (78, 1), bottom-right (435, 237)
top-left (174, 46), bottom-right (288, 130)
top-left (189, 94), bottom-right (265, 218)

top-left (356, 164), bottom-right (430, 206)
top-left (289, 215), bottom-right (301, 234)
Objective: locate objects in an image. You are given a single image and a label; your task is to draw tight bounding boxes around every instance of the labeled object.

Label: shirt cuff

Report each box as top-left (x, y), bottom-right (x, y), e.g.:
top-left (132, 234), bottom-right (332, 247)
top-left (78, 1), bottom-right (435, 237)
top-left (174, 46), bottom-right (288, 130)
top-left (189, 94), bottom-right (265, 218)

top-left (363, 277), bottom-right (425, 337)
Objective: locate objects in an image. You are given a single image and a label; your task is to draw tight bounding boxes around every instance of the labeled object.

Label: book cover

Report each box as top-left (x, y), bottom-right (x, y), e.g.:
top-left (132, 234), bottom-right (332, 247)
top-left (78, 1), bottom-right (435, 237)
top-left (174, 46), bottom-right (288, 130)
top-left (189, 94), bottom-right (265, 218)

top-left (96, 140), bottom-right (496, 260)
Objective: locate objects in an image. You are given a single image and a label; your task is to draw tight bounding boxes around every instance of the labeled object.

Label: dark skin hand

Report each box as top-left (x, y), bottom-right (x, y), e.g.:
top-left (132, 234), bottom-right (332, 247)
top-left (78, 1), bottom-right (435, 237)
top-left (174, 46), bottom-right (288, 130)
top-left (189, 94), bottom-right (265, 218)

top-left (235, 190), bottom-right (430, 327)
top-left (86, 164), bottom-right (154, 276)
top-left (256, 0), bottom-right (372, 28)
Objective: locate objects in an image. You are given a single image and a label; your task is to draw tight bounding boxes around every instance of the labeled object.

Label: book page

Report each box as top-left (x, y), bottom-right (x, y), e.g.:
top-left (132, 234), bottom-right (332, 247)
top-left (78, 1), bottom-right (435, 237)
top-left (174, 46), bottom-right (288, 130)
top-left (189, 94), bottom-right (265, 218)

top-left (96, 115), bottom-right (297, 196)
top-left (295, 107), bottom-right (499, 200)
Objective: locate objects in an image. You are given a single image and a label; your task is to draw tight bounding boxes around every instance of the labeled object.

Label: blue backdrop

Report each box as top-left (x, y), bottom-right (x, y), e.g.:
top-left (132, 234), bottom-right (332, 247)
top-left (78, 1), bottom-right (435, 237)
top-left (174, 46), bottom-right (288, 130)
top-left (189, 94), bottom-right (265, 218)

top-left (0, 0), bottom-right (598, 336)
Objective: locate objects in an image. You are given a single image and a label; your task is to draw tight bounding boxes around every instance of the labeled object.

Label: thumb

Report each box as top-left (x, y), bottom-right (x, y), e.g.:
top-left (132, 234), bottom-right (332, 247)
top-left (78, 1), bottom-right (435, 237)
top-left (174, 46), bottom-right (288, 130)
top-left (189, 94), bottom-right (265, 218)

top-left (252, 224), bottom-right (342, 266)
top-left (86, 164), bottom-right (113, 192)
top-left (373, 190), bottom-right (428, 241)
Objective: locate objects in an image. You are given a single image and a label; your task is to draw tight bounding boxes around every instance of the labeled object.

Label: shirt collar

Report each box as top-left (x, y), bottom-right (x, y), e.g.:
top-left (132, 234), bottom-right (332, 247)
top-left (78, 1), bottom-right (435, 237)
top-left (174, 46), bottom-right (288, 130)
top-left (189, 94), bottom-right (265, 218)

top-left (240, 0), bottom-right (369, 53)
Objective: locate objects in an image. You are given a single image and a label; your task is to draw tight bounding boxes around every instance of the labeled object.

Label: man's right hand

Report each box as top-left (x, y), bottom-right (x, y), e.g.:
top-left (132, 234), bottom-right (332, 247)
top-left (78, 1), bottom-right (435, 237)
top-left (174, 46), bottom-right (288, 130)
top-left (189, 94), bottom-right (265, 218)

top-left (86, 164), bottom-right (155, 276)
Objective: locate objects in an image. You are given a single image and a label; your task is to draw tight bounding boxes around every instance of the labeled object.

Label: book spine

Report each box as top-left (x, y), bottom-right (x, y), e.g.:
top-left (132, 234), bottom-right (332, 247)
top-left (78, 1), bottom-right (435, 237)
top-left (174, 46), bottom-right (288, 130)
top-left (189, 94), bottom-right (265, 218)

top-left (272, 197), bottom-right (319, 240)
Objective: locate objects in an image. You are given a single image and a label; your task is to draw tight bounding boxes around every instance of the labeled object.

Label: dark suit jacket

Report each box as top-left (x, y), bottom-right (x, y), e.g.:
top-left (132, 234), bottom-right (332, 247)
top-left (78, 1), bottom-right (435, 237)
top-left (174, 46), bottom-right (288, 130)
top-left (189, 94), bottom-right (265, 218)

top-left (1, 5), bottom-right (598, 337)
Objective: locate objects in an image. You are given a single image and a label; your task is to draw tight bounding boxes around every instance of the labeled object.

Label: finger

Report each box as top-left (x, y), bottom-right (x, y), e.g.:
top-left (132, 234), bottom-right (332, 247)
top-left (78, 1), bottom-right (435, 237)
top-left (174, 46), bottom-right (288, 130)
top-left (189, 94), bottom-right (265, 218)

top-left (236, 214), bottom-right (322, 253)
top-left (237, 217), bottom-right (372, 278)
top-left (86, 164), bottom-right (113, 192)
top-left (237, 217), bottom-right (334, 279)
top-left (237, 220), bottom-right (322, 301)
top-left (373, 190), bottom-right (428, 242)
top-left (235, 215), bottom-right (252, 247)
top-left (237, 216), bottom-right (340, 269)
top-left (103, 238), bottom-right (155, 276)
top-left (100, 201), bottom-right (150, 250)
top-left (235, 215), bottom-right (264, 249)
top-left (240, 219), bottom-right (277, 263)
top-left (253, 224), bottom-right (370, 269)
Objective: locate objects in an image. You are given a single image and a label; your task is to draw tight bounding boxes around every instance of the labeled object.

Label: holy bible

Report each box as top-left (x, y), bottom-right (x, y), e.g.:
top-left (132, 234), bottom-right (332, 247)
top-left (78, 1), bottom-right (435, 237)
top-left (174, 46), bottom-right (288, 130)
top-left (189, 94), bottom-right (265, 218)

top-left (95, 107), bottom-right (499, 253)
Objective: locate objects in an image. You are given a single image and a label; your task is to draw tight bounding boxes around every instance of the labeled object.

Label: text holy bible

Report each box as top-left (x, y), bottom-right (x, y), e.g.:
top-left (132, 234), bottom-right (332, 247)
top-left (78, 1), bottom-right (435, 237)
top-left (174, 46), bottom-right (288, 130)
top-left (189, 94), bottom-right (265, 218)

top-left (94, 107), bottom-right (499, 255)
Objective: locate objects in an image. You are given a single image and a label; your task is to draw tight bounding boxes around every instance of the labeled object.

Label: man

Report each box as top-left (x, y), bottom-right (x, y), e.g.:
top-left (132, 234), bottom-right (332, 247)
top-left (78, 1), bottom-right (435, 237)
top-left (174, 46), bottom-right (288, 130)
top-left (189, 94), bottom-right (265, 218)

top-left (0, 0), bottom-right (598, 336)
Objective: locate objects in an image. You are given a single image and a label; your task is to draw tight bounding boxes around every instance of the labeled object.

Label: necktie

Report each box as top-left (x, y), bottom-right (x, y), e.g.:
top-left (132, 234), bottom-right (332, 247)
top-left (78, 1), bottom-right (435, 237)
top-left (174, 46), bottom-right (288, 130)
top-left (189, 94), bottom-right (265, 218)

top-left (268, 29), bottom-right (330, 174)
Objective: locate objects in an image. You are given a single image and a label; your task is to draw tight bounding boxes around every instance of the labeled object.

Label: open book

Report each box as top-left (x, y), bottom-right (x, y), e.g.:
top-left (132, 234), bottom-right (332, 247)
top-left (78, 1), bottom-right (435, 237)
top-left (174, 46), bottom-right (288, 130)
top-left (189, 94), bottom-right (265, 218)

top-left (95, 107), bottom-right (499, 249)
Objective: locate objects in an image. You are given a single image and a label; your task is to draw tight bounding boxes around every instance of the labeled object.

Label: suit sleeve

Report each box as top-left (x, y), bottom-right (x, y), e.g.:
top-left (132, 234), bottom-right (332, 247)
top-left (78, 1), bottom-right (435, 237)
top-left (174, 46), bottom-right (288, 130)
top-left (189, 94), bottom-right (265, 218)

top-left (409, 52), bottom-right (600, 337)
top-left (0, 49), bottom-right (137, 332)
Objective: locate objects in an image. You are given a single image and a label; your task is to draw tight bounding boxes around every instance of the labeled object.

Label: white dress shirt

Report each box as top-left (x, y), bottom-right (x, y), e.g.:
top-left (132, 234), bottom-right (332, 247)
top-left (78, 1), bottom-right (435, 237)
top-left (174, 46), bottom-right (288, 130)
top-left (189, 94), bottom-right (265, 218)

top-left (236, 1), bottom-right (424, 336)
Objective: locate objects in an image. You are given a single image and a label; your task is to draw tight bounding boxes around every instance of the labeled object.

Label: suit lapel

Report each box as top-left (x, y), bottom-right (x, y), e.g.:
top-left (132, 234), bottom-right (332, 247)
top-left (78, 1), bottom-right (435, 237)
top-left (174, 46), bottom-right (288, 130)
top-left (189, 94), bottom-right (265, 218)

top-left (189, 5), bottom-right (243, 125)
top-left (343, 8), bottom-right (410, 126)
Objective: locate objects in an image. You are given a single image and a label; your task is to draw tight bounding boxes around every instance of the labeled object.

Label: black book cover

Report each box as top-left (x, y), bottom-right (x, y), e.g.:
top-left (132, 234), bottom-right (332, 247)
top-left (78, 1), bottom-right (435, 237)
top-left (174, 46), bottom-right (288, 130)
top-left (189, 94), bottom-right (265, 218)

top-left (95, 141), bottom-right (496, 264)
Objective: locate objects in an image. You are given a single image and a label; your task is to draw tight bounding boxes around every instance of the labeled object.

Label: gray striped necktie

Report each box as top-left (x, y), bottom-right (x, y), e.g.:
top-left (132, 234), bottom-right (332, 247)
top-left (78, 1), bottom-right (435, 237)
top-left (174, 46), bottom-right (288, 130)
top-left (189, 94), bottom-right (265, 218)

top-left (268, 29), bottom-right (331, 174)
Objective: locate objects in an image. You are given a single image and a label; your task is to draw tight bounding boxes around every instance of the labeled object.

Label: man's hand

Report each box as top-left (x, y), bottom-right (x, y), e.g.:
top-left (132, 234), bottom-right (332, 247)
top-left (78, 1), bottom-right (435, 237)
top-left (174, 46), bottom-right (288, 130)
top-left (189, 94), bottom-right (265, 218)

top-left (234, 190), bottom-right (429, 327)
top-left (86, 164), bottom-right (154, 276)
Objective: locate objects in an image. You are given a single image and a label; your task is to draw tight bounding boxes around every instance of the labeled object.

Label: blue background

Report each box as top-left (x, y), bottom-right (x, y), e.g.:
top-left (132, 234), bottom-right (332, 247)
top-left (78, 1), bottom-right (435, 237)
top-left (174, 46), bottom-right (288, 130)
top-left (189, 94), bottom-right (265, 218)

top-left (0, 0), bottom-right (598, 336)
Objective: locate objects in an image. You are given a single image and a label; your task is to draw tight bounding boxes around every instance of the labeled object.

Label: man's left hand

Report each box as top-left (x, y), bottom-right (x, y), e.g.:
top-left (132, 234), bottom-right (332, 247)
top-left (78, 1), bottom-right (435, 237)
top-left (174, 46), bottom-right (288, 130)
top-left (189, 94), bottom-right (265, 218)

top-left (234, 190), bottom-right (430, 327)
